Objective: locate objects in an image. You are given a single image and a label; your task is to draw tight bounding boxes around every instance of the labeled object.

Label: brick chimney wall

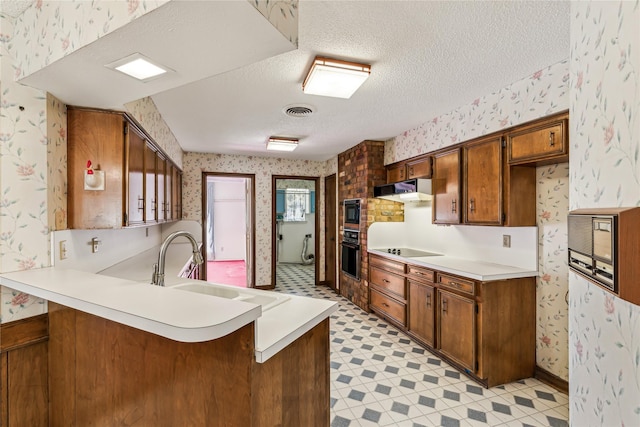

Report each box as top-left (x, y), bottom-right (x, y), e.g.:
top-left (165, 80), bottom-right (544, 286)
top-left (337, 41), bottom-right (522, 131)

top-left (338, 140), bottom-right (386, 311)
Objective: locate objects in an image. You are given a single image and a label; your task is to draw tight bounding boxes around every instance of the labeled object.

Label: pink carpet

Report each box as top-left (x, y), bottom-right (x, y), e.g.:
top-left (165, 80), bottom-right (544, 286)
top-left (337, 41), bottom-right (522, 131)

top-left (207, 260), bottom-right (247, 288)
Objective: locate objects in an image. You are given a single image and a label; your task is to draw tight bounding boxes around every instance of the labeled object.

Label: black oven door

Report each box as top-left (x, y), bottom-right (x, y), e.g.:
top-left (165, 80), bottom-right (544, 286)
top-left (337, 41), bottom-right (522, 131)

top-left (341, 241), bottom-right (360, 280)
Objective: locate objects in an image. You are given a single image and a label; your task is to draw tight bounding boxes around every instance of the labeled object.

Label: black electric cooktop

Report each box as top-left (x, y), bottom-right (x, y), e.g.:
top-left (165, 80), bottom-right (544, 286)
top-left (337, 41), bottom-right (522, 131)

top-left (377, 248), bottom-right (441, 257)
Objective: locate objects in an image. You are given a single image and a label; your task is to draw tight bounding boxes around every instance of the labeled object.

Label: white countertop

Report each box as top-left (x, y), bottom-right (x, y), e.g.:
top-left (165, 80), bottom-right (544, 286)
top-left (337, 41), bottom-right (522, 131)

top-left (0, 243), bottom-right (337, 363)
top-left (368, 249), bottom-right (538, 281)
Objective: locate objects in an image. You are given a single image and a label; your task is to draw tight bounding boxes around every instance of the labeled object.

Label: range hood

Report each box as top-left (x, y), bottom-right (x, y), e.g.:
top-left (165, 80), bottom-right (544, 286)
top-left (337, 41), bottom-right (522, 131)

top-left (373, 178), bottom-right (432, 202)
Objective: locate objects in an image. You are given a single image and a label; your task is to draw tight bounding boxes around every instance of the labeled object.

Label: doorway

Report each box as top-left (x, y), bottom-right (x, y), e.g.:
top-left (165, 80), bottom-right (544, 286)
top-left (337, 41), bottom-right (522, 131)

top-left (272, 176), bottom-right (319, 289)
top-left (202, 173), bottom-right (255, 287)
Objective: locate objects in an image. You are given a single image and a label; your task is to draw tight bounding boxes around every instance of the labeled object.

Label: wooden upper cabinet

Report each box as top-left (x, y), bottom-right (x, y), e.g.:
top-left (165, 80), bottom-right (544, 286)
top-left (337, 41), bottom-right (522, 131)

top-left (68, 106), bottom-right (182, 229)
top-left (144, 144), bottom-right (158, 224)
top-left (507, 113), bottom-right (569, 165)
top-left (126, 124), bottom-right (146, 226)
top-left (463, 137), bottom-right (503, 225)
top-left (172, 168), bottom-right (182, 221)
top-left (406, 156), bottom-right (432, 179)
top-left (433, 149), bottom-right (461, 224)
top-left (386, 156), bottom-right (432, 183)
top-left (156, 153), bottom-right (167, 223)
top-left (386, 162), bottom-right (406, 183)
top-left (166, 164), bottom-right (174, 222)
top-left (68, 108), bottom-right (126, 229)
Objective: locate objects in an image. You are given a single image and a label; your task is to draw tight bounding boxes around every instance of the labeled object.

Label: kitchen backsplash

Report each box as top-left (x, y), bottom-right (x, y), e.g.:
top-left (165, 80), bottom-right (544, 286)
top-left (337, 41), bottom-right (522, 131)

top-left (367, 204), bottom-right (537, 271)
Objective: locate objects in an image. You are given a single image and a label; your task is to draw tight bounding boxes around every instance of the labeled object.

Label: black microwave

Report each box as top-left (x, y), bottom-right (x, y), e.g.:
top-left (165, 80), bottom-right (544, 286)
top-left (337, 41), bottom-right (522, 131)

top-left (343, 199), bottom-right (361, 228)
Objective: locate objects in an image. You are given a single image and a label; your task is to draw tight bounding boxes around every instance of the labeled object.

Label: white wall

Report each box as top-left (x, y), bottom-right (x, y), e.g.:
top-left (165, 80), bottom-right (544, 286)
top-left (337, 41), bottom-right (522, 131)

top-left (207, 178), bottom-right (246, 261)
top-left (277, 214), bottom-right (315, 264)
top-left (367, 201), bottom-right (538, 271)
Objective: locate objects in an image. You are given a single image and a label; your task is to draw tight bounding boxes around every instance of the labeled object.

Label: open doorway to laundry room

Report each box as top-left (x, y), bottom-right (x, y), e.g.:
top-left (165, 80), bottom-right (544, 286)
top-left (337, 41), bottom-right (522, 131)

top-left (272, 176), bottom-right (319, 289)
top-left (202, 173), bottom-right (255, 288)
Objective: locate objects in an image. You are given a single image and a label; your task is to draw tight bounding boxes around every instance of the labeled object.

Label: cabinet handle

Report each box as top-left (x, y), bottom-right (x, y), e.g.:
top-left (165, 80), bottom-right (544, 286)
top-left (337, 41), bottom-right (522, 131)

top-left (442, 299), bottom-right (448, 314)
top-left (138, 197), bottom-right (144, 212)
top-left (426, 294), bottom-right (431, 308)
top-left (549, 131), bottom-right (555, 147)
top-left (451, 199), bottom-right (457, 213)
top-left (382, 302), bottom-right (390, 308)
top-left (470, 198), bottom-right (475, 213)
top-left (382, 279), bottom-right (390, 283)
top-left (408, 167), bottom-right (414, 176)
top-left (152, 199), bottom-right (157, 212)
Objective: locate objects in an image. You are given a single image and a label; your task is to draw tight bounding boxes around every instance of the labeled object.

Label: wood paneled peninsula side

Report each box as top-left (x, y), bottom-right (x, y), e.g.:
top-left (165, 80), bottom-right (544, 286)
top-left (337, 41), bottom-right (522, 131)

top-left (0, 268), bottom-right (337, 426)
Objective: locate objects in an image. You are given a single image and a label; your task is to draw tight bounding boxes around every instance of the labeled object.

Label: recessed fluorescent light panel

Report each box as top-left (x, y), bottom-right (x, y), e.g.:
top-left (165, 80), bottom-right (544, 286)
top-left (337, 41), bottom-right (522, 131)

top-left (106, 53), bottom-right (171, 82)
top-left (302, 56), bottom-right (371, 99)
top-left (267, 137), bottom-right (299, 152)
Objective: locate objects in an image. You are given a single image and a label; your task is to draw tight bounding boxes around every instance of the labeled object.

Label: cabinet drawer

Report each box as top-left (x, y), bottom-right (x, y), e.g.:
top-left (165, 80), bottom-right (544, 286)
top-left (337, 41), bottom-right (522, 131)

top-left (370, 289), bottom-right (406, 326)
top-left (407, 265), bottom-right (434, 283)
top-left (508, 120), bottom-right (567, 164)
top-left (369, 255), bottom-right (405, 274)
top-left (370, 267), bottom-right (406, 299)
top-left (437, 273), bottom-right (475, 295)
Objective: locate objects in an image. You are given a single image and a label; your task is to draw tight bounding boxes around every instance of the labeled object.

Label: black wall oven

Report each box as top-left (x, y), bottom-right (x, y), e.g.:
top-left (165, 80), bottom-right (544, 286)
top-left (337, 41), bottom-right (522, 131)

top-left (341, 230), bottom-right (360, 280)
top-left (343, 199), bottom-right (361, 229)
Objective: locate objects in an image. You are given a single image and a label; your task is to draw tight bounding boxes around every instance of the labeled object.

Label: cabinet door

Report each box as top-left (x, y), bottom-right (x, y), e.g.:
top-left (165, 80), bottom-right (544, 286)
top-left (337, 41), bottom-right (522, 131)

top-left (126, 125), bottom-right (146, 226)
top-left (438, 289), bottom-right (475, 372)
top-left (166, 164), bottom-right (174, 222)
top-left (173, 170), bottom-right (182, 220)
top-left (408, 281), bottom-right (435, 347)
top-left (156, 153), bottom-right (166, 222)
top-left (508, 118), bottom-right (567, 164)
top-left (67, 109), bottom-right (125, 229)
top-left (144, 144), bottom-right (157, 223)
top-left (433, 149), bottom-right (461, 224)
top-left (463, 137), bottom-right (502, 224)
top-left (387, 162), bottom-right (406, 183)
top-left (406, 156), bottom-right (432, 179)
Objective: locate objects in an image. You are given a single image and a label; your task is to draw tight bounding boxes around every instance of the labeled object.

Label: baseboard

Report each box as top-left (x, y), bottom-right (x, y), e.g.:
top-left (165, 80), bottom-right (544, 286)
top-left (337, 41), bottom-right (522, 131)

top-left (534, 366), bottom-right (568, 394)
top-left (255, 284), bottom-right (275, 290)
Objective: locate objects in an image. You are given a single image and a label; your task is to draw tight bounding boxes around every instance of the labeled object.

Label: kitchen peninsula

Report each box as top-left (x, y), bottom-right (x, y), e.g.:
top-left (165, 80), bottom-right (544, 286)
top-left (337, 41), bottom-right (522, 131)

top-left (0, 266), bottom-right (337, 426)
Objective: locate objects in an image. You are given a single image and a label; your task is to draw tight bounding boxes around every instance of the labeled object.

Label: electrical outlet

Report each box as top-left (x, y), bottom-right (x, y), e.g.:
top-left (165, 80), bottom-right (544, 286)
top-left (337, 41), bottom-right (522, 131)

top-left (502, 235), bottom-right (511, 248)
top-left (59, 240), bottom-right (67, 260)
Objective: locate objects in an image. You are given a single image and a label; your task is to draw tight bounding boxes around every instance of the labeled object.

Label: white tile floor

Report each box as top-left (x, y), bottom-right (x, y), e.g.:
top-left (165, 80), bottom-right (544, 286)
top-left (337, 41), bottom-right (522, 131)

top-left (275, 264), bottom-right (569, 427)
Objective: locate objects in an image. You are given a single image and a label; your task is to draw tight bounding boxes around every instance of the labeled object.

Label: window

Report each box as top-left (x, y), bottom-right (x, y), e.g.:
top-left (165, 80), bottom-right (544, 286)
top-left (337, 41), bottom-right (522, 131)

top-left (278, 188), bottom-right (310, 222)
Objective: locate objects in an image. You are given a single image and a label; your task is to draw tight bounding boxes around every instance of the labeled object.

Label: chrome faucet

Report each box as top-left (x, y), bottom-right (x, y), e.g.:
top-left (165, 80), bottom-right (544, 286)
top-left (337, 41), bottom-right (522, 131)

top-left (152, 231), bottom-right (204, 286)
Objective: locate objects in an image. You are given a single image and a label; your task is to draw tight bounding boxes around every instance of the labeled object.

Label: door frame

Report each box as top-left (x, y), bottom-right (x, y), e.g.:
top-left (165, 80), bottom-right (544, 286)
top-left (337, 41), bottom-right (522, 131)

top-left (201, 172), bottom-right (256, 287)
top-left (271, 175), bottom-right (320, 288)
top-left (323, 174), bottom-right (337, 291)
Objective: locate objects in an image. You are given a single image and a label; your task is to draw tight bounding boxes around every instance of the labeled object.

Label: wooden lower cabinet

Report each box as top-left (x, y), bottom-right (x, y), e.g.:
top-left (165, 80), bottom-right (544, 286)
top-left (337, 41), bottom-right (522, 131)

top-left (0, 315), bottom-right (49, 427)
top-left (407, 280), bottom-right (435, 347)
top-left (438, 289), bottom-right (475, 372)
top-left (48, 303), bottom-right (329, 426)
top-left (370, 255), bottom-right (535, 388)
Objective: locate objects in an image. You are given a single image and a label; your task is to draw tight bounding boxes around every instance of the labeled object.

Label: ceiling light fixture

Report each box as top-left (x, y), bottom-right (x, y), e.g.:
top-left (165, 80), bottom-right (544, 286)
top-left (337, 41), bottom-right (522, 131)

top-left (267, 137), bottom-right (299, 152)
top-left (302, 56), bottom-right (371, 99)
top-left (106, 53), bottom-right (171, 82)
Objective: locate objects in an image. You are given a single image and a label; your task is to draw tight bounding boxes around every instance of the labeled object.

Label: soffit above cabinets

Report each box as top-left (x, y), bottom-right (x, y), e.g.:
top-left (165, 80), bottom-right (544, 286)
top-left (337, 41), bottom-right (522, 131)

top-left (19, 0), bottom-right (296, 110)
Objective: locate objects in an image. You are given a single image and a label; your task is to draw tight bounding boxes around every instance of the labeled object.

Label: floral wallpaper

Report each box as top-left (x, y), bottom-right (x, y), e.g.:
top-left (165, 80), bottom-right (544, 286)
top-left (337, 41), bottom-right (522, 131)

top-left (47, 93), bottom-right (67, 231)
top-left (125, 96), bottom-right (183, 169)
top-left (0, 12), bottom-right (48, 323)
top-left (250, 0), bottom-right (298, 46)
top-left (183, 153), bottom-right (332, 287)
top-left (569, 1), bottom-right (640, 426)
top-left (536, 163), bottom-right (569, 380)
top-left (12, 0), bottom-right (168, 80)
top-left (385, 59), bottom-right (570, 165)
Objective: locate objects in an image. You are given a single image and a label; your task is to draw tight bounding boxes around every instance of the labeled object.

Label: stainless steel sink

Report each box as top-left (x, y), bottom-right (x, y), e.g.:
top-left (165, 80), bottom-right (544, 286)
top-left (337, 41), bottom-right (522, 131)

top-left (171, 282), bottom-right (290, 311)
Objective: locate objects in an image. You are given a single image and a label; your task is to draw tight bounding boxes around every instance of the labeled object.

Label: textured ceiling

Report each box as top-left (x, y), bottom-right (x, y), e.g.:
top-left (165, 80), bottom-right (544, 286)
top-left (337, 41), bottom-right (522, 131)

top-left (17, 1), bottom-right (571, 162)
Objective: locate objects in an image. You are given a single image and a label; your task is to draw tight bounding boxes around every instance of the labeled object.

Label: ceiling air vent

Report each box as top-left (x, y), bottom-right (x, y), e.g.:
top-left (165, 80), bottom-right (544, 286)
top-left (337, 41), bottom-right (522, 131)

top-left (283, 104), bottom-right (315, 118)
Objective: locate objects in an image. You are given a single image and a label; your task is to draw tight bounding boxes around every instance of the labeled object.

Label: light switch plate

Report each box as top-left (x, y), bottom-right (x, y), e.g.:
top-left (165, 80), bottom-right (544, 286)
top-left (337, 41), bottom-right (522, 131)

top-left (502, 235), bottom-right (511, 248)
